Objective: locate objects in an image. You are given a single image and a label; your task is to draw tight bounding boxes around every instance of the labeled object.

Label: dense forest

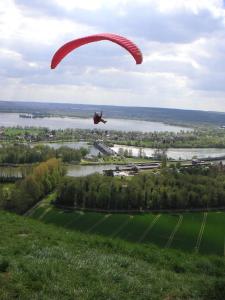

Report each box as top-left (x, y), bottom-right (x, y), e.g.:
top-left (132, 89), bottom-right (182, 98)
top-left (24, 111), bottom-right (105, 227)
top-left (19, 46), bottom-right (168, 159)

top-left (0, 158), bottom-right (65, 214)
top-left (56, 165), bottom-right (225, 211)
top-left (0, 144), bottom-right (88, 164)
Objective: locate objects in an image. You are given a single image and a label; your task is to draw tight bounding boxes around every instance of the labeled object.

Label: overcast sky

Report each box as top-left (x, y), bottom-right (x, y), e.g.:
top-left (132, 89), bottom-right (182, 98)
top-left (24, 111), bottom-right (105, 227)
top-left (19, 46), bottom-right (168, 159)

top-left (1, 0), bottom-right (225, 111)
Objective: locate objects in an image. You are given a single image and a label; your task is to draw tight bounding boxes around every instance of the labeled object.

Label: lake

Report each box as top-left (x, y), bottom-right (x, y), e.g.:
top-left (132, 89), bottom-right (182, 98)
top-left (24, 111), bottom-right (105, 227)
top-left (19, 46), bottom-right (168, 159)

top-left (0, 113), bottom-right (190, 133)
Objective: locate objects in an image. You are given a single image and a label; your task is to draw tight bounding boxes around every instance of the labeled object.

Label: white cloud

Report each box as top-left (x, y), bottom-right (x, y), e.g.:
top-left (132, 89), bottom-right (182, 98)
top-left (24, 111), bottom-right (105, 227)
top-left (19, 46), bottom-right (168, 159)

top-left (0, 48), bottom-right (22, 60)
top-left (51, 0), bottom-right (225, 15)
top-left (153, 0), bottom-right (224, 14)
top-left (52, 0), bottom-right (107, 11)
top-left (1, 0), bottom-right (225, 111)
top-left (0, 0), bottom-right (96, 46)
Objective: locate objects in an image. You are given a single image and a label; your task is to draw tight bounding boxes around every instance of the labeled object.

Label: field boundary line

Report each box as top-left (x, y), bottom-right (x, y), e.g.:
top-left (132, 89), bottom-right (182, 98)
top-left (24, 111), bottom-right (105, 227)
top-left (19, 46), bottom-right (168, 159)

top-left (165, 214), bottom-right (183, 248)
top-left (64, 213), bottom-right (84, 228)
top-left (39, 207), bottom-right (52, 220)
top-left (87, 214), bottom-right (111, 233)
top-left (137, 214), bottom-right (161, 243)
top-left (24, 192), bottom-right (56, 217)
top-left (110, 216), bottom-right (133, 238)
top-left (24, 199), bottom-right (45, 217)
top-left (194, 212), bottom-right (207, 253)
top-left (55, 204), bottom-right (225, 213)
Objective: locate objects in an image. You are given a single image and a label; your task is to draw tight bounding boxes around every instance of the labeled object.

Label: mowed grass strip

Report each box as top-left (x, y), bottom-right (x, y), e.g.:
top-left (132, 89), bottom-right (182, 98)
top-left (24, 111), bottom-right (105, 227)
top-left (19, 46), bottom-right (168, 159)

top-left (165, 214), bottom-right (183, 248)
top-left (30, 206), bottom-right (47, 219)
top-left (34, 208), bottom-right (105, 232)
top-left (194, 212), bottom-right (208, 253)
top-left (199, 212), bottom-right (225, 256)
top-left (87, 214), bottom-right (111, 233)
top-left (39, 207), bottom-right (52, 220)
top-left (69, 212), bottom-right (106, 232)
top-left (40, 208), bottom-right (73, 226)
top-left (170, 213), bottom-right (204, 252)
top-left (30, 204), bottom-right (225, 255)
top-left (90, 214), bottom-right (131, 237)
top-left (110, 215), bottom-right (133, 238)
top-left (137, 214), bottom-right (161, 243)
top-left (63, 211), bottom-right (85, 229)
top-left (142, 214), bottom-right (180, 247)
top-left (116, 214), bottom-right (156, 242)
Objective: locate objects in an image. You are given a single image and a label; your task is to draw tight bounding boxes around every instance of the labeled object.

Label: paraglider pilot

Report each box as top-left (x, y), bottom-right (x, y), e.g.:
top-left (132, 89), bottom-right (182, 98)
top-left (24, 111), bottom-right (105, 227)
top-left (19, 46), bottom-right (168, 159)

top-left (93, 111), bottom-right (107, 124)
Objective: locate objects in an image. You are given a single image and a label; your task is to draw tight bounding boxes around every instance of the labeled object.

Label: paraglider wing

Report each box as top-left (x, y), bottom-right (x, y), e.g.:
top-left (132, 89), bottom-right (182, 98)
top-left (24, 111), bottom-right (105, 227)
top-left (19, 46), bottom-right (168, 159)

top-left (51, 33), bottom-right (143, 69)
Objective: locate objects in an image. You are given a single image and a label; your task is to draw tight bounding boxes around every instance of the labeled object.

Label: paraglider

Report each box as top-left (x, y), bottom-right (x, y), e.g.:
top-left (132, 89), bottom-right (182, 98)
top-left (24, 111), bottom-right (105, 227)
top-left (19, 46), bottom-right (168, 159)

top-left (93, 112), bottom-right (107, 124)
top-left (51, 33), bottom-right (143, 69)
top-left (51, 33), bottom-right (143, 125)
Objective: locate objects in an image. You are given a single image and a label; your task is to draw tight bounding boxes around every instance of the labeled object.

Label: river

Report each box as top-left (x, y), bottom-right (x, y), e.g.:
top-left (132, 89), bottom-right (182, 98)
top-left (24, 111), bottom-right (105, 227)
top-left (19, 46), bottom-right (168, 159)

top-left (0, 113), bottom-right (190, 133)
top-left (42, 141), bottom-right (225, 177)
top-left (67, 164), bottom-right (117, 177)
top-left (41, 141), bottom-right (225, 160)
top-left (112, 145), bottom-right (225, 160)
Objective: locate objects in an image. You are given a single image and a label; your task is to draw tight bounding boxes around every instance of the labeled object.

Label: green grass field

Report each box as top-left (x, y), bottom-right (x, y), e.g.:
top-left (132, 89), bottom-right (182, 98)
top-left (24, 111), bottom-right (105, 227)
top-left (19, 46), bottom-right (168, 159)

top-left (1, 211), bottom-right (225, 299)
top-left (29, 195), bottom-right (225, 256)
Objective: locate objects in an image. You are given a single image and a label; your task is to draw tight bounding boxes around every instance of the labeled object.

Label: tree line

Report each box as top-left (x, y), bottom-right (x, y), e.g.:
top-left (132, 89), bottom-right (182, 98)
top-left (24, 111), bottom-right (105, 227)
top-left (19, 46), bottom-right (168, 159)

top-left (56, 165), bottom-right (225, 211)
top-left (0, 158), bottom-right (65, 214)
top-left (0, 144), bottom-right (88, 164)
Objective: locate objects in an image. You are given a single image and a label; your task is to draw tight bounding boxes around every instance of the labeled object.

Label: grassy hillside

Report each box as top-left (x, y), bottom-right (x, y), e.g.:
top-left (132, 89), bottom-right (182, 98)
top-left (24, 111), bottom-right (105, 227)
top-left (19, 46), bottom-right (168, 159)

top-left (0, 211), bottom-right (225, 300)
top-left (30, 195), bottom-right (225, 256)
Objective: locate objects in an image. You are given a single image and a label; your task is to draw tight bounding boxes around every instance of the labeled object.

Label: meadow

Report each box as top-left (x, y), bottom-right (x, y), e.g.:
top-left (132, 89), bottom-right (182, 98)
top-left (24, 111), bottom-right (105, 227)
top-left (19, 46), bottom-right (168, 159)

top-left (1, 210), bottom-right (225, 299)
top-left (30, 194), bottom-right (225, 256)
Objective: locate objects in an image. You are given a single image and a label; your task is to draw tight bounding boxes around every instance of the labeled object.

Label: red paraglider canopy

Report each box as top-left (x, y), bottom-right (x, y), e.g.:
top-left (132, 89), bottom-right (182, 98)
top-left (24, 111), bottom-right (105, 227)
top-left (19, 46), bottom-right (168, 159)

top-left (51, 33), bottom-right (143, 68)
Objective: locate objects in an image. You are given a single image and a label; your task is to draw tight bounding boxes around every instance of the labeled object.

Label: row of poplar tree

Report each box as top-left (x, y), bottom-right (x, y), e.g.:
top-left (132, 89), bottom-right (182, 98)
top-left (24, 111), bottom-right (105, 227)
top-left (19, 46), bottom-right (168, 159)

top-left (56, 165), bottom-right (225, 210)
